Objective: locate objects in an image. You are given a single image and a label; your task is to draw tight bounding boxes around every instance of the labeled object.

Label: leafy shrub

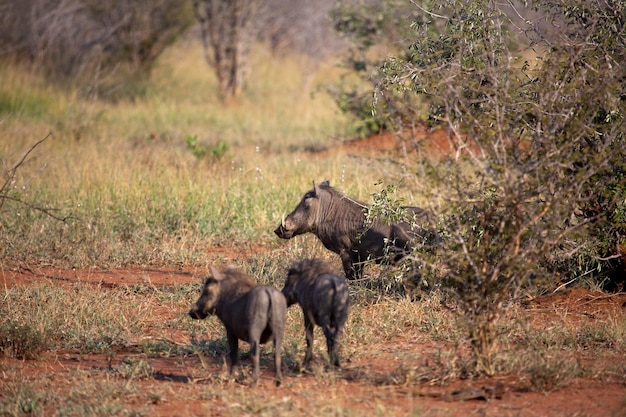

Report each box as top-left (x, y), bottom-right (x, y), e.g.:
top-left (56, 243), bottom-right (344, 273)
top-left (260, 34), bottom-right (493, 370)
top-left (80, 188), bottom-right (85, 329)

top-left (328, 0), bottom-right (422, 137)
top-left (327, 85), bottom-right (385, 137)
top-left (347, 0), bottom-right (625, 375)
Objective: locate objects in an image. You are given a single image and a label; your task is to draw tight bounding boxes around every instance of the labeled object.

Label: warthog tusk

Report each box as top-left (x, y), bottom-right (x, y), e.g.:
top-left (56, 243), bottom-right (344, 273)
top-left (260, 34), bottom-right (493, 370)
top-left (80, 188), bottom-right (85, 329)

top-left (281, 214), bottom-right (285, 228)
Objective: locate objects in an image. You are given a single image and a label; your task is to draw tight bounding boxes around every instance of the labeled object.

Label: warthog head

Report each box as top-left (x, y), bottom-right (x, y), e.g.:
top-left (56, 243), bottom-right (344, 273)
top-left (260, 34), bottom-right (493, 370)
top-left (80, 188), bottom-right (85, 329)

top-left (188, 267), bottom-right (223, 320)
top-left (281, 268), bottom-right (301, 307)
top-left (274, 181), bottom-right (326, 239)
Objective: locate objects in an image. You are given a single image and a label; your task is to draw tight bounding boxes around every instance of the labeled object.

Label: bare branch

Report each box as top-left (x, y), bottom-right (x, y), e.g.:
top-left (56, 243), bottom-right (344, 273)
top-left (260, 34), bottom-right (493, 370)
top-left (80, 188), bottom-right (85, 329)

top-left (0, 133), bottom-right (52, 211)
top-left (0, 133), bottom-right (70, 223)
top-left (1, 194), bottom-right (71, 223)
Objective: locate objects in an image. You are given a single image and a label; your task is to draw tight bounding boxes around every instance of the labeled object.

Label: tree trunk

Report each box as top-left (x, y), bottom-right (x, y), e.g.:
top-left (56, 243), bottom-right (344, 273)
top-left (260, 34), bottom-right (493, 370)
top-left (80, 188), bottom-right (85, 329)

top-left (193, 0), bottom-right (257, 102)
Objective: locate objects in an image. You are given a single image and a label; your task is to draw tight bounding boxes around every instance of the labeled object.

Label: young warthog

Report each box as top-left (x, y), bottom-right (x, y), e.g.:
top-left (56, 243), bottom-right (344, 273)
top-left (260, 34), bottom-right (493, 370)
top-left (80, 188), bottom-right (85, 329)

top-left (275, 181), bottom-right (431, 280)
top-left (282, 258), bottom-right (349, 368)
top-left (188, 265), bottom-right (286, 387)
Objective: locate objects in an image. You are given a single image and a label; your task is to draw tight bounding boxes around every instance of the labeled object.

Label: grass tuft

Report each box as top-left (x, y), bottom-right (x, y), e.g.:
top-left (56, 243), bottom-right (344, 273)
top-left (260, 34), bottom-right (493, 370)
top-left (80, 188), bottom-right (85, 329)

top-left (527, 352), bottom-right (581, 393)
top-left (0, 321), bottom-right (48, 360)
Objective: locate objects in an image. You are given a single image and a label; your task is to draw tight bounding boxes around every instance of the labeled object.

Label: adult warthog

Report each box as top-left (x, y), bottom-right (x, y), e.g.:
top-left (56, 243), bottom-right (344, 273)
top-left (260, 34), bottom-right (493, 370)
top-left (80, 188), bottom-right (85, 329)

top-left (188, 265), bottom-right (287, 387)
top-left (274, 181), bottom-right (431, 280)
top-left (282, 258), bottom-right (349, 368)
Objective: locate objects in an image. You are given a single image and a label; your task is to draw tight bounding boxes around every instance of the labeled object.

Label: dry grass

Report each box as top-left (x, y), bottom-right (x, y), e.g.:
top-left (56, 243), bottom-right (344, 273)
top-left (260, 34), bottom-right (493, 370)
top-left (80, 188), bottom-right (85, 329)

top-left (0, 38), bottom-right (419, 269)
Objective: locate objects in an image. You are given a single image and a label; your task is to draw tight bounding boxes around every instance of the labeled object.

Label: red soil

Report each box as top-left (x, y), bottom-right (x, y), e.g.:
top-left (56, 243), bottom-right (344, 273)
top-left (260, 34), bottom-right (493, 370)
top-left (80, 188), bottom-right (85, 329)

top-left (335, 125), bottom-right (481, 159)
top-left (2, 247), bottom-right (626, 417)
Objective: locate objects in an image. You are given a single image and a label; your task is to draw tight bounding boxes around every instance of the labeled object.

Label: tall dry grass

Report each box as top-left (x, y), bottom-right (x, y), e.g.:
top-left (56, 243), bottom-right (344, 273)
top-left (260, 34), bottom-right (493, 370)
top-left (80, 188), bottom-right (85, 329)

top-left (0, 38), bottom-right (424, 269)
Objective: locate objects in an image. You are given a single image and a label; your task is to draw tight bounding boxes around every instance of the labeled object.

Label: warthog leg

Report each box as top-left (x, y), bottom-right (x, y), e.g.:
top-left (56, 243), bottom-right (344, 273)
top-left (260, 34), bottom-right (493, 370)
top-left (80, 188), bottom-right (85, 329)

top-left (303, 316), bottom-right (315, 365)
top-left (249, 340), bottom-right (260, 388)
top-left (227, 331), bottom-right (239, 376)
top-left (273, 334), bottom-right (283, 386)
top-left (323, 326), bottom-right (340, 367)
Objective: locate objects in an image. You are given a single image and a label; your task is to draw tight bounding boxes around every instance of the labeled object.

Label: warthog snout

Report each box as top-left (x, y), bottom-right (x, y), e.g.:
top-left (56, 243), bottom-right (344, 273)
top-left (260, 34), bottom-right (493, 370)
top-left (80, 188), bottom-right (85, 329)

top-left (188, 308), bottom-right (206, 320)
top-left (274, 224), bottom-right (292, 239)
top-left (274, 214), bottom-right (287, 237)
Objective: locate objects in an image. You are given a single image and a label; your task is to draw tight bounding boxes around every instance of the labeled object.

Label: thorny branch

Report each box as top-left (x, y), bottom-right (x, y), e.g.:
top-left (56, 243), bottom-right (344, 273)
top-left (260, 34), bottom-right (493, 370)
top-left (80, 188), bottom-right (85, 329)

top-left (0, 133), bottom-right (70, 222)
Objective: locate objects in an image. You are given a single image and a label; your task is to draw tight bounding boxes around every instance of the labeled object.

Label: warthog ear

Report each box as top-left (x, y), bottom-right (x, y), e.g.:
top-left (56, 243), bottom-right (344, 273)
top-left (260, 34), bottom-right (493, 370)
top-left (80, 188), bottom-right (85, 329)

top-left (209, 265), bottom-right (224, 281)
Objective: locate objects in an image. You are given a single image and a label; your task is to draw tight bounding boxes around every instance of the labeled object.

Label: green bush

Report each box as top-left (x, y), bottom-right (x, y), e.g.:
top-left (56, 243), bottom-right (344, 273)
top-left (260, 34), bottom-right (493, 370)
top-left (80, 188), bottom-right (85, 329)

top-left (353, 0), bottom-right (626, 375)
